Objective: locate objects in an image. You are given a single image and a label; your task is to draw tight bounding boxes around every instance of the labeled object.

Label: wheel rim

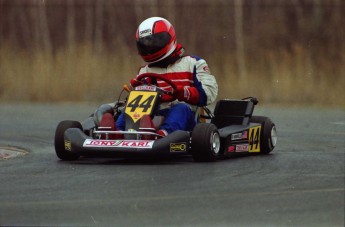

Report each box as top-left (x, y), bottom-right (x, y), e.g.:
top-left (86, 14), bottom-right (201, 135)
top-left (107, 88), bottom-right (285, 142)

top-left (270, 126), bottom-right (277, 147)
top-left (211, 132), bottom-right (221, 154)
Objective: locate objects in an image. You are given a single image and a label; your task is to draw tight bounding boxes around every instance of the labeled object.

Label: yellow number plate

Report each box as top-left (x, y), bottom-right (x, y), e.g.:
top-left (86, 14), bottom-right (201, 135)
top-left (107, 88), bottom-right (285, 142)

top-left (125, 91), bottom-right (158, 123)
top-left (248, 126), bottom-right (261, 152)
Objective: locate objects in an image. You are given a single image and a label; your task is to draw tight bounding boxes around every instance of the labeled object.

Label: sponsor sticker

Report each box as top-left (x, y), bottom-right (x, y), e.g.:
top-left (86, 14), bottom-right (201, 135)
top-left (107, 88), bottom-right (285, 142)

top-left (133, 112), bottom-right (141, 120)
top-left (64, 140), bottom-right (71, 151)
top-left (228, 145), bottom-right (235, 153)
top-left (202, 66), bottom-right (210, 73)
top-left (170, 143), bottom-right (187, 152)
top-left (231, 131), bottom-right (248, 140)
top-left (236, 144), bottom-right (249, 152)
top-left (83, 139), bottom-right (154, 149)
top-left (231, 133), bottom-right (242, 140)
top-left (139, 29), bottom-right (152, 37)
top-left (135, 85), bottom-right (157, 91)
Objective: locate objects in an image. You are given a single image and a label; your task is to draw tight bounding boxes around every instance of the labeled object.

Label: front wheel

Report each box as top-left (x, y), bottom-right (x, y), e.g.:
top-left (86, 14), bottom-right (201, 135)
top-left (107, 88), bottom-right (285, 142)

top-left (251, 116), bottom-right (277, 154)
top-left (54, 120), bottom-right (82, 161)
top-left (191, 123), bottom-right (221, 162)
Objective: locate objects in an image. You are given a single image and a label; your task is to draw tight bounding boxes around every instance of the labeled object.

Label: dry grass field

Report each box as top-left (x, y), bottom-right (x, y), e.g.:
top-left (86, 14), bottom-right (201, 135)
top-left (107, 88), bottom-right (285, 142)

top-left (0, 43), bottom-right (136, 102)
top-left (1, 43), bottom-right (344, 107)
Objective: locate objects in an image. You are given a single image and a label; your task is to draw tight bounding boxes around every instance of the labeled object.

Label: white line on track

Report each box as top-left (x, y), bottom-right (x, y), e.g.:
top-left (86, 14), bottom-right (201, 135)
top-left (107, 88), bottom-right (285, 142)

top-left (330, 121), bottom-right (345, 125)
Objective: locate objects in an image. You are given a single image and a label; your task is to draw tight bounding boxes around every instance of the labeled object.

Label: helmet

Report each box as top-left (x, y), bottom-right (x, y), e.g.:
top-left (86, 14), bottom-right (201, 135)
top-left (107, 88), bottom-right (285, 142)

top-left (136, 17), bottom-right (177, 63)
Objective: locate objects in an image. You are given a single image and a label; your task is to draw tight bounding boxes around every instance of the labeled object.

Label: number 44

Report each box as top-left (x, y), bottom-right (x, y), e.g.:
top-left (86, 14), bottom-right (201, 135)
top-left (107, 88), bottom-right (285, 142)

top-left (127, 94), bottom-right (156, 113)
top-left (249, 126), bottom-right (261, 152)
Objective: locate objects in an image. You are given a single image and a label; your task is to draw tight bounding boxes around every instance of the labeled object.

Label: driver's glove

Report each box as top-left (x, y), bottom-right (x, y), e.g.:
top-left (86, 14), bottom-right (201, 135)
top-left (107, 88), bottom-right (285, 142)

top-left (130, 77), bottom-right (154, 89)
top-left (175, 86), bottom-right (200, 105)
top-left (129, 79), bottom-right (143, 88)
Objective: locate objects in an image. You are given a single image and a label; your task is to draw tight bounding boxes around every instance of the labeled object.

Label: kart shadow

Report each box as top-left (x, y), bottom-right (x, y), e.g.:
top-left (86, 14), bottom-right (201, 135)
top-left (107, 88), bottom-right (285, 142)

top-left (60, 153), bottom-right (261, 166)
top-left (69, 154), bottom-right (195, 166)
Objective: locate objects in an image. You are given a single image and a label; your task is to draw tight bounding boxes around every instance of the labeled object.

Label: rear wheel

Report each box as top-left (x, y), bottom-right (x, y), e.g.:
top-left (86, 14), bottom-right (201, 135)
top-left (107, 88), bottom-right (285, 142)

top-left (54, 120), bottom-right (82, 161)
top-left (191, 123), bottom-right (220, 162)
top-left (250, 116), bottom-right (277, 154)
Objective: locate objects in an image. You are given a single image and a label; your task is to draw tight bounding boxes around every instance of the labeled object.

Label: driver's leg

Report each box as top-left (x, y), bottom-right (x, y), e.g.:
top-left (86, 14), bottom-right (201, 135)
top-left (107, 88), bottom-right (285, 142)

top-left (158, 103), bottom-right (195, 135)
top-left (115, 112), bottom-right (125, 131)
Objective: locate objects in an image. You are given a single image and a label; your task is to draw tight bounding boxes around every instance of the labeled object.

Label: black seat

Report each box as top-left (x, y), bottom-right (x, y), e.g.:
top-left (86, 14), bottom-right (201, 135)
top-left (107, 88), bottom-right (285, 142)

top-left (211, 99), bottom-right (255, 128)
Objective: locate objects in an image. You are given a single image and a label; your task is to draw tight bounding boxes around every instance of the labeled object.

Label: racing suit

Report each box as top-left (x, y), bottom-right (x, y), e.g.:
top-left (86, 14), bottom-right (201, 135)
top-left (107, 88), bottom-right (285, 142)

top-left (116, 46), bottom-right (218, 135)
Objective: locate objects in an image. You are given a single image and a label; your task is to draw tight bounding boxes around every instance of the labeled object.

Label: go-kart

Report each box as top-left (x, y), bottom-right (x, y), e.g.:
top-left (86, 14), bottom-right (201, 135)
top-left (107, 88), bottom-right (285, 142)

top-left (55, 73), bottom-right (277, 162)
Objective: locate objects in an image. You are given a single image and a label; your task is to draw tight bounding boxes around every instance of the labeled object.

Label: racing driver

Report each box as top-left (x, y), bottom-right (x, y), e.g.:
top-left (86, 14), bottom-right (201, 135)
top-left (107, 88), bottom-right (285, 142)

top-left (98, 17), bottom-right (218, 137)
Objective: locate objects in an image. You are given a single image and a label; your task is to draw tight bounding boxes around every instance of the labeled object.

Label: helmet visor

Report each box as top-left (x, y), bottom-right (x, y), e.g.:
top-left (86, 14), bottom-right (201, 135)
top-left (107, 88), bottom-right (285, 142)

top-left (137, 32), bottom-right (171, 56)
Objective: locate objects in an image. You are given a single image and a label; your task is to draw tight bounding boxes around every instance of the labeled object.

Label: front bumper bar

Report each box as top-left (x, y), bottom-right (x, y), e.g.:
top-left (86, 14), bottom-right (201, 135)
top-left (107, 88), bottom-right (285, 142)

top-left (64, 128), bottom-right (191, 158)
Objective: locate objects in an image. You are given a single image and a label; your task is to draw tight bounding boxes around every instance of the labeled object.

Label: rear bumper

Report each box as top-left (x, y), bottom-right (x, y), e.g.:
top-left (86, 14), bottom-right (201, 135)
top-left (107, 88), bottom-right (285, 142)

top-left (64, 128), bottom-right (191, 158)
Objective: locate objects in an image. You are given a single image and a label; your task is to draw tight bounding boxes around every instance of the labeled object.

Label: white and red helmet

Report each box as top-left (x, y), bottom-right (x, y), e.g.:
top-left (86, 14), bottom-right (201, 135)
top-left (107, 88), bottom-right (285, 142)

top-left (136, 17), bottom-right (177, 63)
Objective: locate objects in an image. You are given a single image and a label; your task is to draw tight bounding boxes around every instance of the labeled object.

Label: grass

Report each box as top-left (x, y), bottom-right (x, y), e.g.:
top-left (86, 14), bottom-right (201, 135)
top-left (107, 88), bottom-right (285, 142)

top-left (209, 44), bottom-right (345, 108)
top-left (0, 43), bottom-right (139, 103)
top-left (0, 43), bottom-right (344, 107)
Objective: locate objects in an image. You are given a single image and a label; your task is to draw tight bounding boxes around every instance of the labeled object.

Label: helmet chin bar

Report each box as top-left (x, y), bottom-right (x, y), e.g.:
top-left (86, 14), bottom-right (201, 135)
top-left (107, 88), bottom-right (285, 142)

top-left (144, 42), bottom-right (177, 64)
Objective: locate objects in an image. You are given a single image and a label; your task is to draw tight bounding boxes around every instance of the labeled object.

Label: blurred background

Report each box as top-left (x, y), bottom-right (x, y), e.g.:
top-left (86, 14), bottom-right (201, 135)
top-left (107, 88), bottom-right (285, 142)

top-left (0, 0), bottom-right (344, 107)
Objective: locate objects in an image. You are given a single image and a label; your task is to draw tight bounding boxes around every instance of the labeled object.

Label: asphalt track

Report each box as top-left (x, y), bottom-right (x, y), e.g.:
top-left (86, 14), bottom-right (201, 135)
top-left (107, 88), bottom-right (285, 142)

top-left (0, 103), bottom-right (344, 227)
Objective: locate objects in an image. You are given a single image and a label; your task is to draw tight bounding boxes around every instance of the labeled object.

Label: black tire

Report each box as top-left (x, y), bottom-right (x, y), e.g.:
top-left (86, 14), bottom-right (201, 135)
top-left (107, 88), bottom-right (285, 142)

top-left (250, 116), bottom-right (277, 154)
top-left (54, 120), bottom-right (82, 161)
top-left (191, 123), bottom-right (221, 162)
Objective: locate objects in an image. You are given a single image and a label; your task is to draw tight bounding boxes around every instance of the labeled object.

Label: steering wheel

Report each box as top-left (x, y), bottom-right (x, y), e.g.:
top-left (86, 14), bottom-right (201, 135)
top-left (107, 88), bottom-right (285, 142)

top-left (136, 73), bottom-right (177, 96)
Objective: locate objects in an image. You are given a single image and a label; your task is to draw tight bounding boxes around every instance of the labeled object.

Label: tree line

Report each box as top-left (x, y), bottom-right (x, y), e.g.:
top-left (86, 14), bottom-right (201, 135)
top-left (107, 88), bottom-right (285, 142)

top-left (1, 0), bottom-right (343, 54)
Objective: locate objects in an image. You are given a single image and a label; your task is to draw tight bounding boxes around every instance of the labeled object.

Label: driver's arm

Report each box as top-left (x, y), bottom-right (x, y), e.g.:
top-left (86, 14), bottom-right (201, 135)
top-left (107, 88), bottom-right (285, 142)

top-left (176, 58), bottom-right (218, 106)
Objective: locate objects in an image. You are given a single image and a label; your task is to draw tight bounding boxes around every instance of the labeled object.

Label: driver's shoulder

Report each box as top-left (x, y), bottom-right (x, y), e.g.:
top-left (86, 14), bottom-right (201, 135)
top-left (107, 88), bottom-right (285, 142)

top-left (137, 65), bottom-right (165, 75)
top-left (178, 55), bottom-right (208, 70)
top-left (181, 55), bottom-right (205, 63)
